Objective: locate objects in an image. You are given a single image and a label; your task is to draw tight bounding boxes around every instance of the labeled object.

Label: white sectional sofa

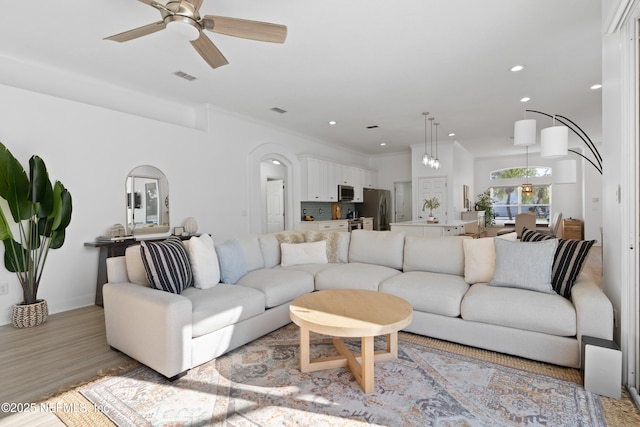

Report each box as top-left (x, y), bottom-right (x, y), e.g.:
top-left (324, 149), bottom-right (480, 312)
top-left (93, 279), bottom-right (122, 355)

top-left (103, 229), bottom-right (613, 380)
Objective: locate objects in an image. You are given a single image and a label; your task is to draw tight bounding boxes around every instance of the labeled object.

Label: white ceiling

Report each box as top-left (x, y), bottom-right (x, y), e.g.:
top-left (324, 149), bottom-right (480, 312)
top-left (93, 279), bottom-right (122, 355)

top-left (0, 0), bottom-right (602, 158)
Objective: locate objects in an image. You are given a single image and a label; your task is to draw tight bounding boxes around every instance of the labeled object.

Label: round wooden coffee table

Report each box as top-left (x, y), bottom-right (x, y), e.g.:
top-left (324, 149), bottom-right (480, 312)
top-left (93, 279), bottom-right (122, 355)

top-left (289, 289), bottom-right (413, 393)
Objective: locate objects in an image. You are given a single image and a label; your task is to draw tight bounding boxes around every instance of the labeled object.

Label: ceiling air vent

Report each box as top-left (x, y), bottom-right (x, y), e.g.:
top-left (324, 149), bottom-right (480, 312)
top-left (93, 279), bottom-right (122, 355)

top-left (366, 125), bottom-right (379, 129)
top-left (270, 107), bottom-right (287, 114)
top-left (173, 71), bottom-right (197, 81)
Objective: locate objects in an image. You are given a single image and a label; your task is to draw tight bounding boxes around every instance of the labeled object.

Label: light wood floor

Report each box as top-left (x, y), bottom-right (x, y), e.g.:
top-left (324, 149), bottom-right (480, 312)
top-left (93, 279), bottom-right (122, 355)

top-left (0, 247), bottom-right (603, 426)
top-left (0, 305), bottom-right (131, 426)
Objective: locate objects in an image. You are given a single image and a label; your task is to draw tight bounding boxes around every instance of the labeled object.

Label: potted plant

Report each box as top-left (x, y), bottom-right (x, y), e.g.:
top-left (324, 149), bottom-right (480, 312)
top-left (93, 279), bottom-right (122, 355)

top-left (475, 189), bottom-right (496, 228)
top-left (0, 142), bottom-right (72, 328)
top-left (422, 197), bottom-right (440, 220)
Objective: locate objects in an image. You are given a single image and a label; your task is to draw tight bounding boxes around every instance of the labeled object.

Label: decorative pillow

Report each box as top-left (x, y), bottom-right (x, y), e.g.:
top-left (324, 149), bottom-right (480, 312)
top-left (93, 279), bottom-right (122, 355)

top-left (187, 234), bottom-right (220, 289)
top-left (462, 232), bottom-right (518, 284)
top-left (275, 232), bottom-right (306, 244)
top-left (304, 230), bottom-right (341, 263)
top-left (521, 227), bottom-right (596, 298)
top-left (281, 241), bottom-right (328, 267)
top-left (140, 237), bottom-right (193, 294)
top-left (215, 239), bottom-right (248, 284)
top-left (489, 238), bottom-right (558, 294)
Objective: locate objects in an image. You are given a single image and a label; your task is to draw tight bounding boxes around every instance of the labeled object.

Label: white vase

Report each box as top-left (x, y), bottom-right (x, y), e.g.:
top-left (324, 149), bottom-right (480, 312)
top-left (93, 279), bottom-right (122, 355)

top-left (184, 217), bottom-right (198, 235)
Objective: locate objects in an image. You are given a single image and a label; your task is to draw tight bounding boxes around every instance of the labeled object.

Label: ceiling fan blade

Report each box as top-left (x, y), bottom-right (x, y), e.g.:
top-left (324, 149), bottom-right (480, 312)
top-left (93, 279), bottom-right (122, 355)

top-left (104, 21), bottom-right (166, 42)
top-left (190, 33), bottom-right (229, 69)
top-left (202, 15), bottom-right (287, 43)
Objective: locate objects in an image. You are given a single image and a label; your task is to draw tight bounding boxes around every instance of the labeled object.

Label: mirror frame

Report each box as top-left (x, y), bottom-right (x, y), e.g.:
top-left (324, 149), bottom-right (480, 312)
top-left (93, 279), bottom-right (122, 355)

top-left (126, 165), bottom-right (170, 236)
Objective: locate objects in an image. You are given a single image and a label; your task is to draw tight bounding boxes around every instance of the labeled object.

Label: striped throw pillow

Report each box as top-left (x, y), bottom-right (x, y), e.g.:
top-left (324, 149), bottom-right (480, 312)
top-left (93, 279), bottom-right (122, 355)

top-left (521, 227), bottom-right (595, 299)
top-left (140, 237), bottom-right (193, 293)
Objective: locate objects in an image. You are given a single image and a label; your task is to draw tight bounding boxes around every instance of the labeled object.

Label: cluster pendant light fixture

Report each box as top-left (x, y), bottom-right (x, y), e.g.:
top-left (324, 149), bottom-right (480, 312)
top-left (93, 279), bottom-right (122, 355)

top-left (421, 112), bottom-right (441, 170)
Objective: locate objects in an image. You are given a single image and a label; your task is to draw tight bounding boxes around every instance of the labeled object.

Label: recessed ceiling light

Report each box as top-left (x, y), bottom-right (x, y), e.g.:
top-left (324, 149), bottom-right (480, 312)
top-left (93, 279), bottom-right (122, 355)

top-left (270, 107), bottom-right (287, 114)
top-left (328, 121), bottom-right (337, 125)
top-left (590, 84), bottom-right (602, 90)
top-left (520, 97), bottom-right (531, 102)
top-left (510, 65), bottom-right (524, 72)
top-left (448, 133), bottom-right (455, 137)
top-left (271, 159), bottom-right (281, 165)
top-left (380, 142), bottom-right (387, 146)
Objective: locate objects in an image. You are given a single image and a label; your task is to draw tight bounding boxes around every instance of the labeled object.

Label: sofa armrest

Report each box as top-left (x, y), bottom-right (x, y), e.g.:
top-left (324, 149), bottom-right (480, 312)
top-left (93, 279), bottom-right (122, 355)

top-left (106, 256), bottom-right (128, 283)
top-left (103, 282), bottom-right (193, 378)
top-left (571, 272), bottom-right (614, 347)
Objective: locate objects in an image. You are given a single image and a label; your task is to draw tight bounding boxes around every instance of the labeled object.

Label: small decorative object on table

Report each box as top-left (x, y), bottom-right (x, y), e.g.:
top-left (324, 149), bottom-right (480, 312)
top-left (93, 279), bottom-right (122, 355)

top-left (183, 217), bottom-right (198, 235)
top-left (422, 197), bottom-right (440, 221)
top-left (174, 226), bottom-right (185, 236)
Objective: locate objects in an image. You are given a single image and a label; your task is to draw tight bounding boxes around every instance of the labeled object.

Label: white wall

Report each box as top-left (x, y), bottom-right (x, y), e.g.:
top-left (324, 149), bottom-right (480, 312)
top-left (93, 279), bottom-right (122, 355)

top-left (0, 83), bottom-right (374, 325)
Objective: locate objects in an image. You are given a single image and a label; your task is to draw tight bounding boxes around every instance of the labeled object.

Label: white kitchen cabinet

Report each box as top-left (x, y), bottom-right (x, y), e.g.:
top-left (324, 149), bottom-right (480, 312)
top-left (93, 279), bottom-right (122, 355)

top-left (295, 220), bottom-right (349, 232)
top-left (300, 156), bottom-right (376, 202)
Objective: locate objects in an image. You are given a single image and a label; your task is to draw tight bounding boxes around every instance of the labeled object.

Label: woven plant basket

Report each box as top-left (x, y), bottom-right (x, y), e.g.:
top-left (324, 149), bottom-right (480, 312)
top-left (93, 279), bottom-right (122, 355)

top-left (12, 299), bottom-right (48, 328)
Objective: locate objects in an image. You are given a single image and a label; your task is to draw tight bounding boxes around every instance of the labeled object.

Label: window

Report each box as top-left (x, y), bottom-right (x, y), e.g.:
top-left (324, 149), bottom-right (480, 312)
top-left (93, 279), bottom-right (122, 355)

top-left (489, 167), bottom-right (552, 223)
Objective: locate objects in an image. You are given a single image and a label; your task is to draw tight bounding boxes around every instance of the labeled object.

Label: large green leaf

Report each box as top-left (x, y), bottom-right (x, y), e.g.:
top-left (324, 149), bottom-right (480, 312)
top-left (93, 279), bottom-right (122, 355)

top-left (30, 156), bottom-right (54, 218)
top-left (0, 209), bottom-right (13, 241)
top-left (0, 143), bottom-right (31, 222)
top-left (50, 228), bottom-right (66, 249)
top-left (3, 238), bottom-right (27, 273)
top-left (51, 182), bottom-right (72, 231)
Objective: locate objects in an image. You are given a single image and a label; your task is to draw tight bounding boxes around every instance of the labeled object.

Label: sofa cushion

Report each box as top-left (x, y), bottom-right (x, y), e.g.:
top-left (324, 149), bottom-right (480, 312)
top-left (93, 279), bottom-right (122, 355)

top-left (125, 245), bottom-right (151, 287)
top-left (489, 238), bottom-right (557, 294)
top-left (237, 235), bottom-right (265, 272)
top-left (348, 230), bottom-right (405, 270)
top-left (185, 234), bottom-right (220, 289)
top-left (403, 236), bottom-right (469, 276)
top-left (281, 263), bottom-right (341, 276)
top-left (461, 283), bottom-right (576, 336)
top-left (236, 269), bottom-right (315, 308)
top-left (280, 241), bottom-right (328, 267)
top-left (315, 262), bottom-right (401, 291)
top-left (181, 284), bottom-right (265, 338)
top-left (521, 228), bottom-right (596, 299)
top-left (215, 239), bottom-right (247, 284)
top-left (462, 232), bottom-right (518, 284)
top-left (140, 237), bottom-right (193, 294)
top-left (380, 271), bottom-right (469, 317)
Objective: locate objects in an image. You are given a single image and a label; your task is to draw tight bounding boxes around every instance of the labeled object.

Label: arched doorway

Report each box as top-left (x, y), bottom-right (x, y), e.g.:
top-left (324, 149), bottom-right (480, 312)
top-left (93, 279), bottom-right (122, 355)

top-left (248, 143), bottom-right (300, 234)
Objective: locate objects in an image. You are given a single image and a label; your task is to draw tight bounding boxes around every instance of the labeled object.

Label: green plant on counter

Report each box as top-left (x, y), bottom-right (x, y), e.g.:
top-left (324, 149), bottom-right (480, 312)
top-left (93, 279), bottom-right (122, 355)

top-left (475, 190), bottom-right (495, 227)
top-left (422, 197), bottom-right (441, 217)
top-left (0, 142), bottom-right (73, 305)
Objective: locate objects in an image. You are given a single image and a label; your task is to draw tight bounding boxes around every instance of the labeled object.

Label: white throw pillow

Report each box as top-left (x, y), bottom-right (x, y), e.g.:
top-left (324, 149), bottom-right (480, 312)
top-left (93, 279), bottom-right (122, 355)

top-left (463, 232), bottom-right (517, 284)
top-left (187, 234), bottom-right (220, 289)
top-left (280, 241), bottom-right (328, 267)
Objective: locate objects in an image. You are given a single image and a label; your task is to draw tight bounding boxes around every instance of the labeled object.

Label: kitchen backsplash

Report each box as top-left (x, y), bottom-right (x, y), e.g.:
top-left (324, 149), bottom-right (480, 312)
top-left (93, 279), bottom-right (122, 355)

top-left (301, 202), bottom-right (357, 221)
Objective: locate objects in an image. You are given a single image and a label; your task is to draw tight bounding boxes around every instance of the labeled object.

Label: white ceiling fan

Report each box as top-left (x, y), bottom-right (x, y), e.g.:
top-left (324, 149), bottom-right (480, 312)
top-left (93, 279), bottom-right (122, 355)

top-left (104, 0), bottom-right (288, 69)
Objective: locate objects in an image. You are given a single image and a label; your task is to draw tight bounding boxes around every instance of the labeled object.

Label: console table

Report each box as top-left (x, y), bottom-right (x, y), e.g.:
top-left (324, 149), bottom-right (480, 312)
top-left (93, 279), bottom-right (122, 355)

top-left (85, 234), bottom-right (195, 306)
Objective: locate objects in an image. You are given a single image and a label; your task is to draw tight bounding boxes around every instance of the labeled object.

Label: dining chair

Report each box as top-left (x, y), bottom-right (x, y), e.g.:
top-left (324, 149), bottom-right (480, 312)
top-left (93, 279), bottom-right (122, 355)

top-left (540, 212), bottom-right (562, 237)
top-left (514, 212), bottom-right (536, 238)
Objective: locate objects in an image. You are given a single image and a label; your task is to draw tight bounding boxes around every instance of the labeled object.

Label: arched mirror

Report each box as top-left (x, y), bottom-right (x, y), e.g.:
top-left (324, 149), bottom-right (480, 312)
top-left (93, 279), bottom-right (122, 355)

top-left (126, 165), bottom-right (170, 235)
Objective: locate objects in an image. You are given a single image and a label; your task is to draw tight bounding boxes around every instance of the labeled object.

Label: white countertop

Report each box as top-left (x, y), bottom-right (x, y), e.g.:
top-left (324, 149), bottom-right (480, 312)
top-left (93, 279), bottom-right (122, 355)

top-left (390, 220), bottom-right (473, 227)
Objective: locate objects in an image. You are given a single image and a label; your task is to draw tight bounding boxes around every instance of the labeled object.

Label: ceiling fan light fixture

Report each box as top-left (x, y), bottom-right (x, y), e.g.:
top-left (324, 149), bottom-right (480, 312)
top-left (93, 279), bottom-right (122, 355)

top-left (165, 16), bottom-right (201, 41)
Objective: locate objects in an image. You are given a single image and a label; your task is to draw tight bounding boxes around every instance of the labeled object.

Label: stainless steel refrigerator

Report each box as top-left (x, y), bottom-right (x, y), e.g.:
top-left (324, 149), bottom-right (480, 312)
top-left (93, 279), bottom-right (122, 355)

top-left (360, 188), bottom-right (391, 231)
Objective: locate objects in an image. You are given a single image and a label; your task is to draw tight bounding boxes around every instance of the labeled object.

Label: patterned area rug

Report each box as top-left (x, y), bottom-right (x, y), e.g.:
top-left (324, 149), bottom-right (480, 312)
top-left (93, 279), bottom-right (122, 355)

top-left (80, 324), bottom-right (605, 426)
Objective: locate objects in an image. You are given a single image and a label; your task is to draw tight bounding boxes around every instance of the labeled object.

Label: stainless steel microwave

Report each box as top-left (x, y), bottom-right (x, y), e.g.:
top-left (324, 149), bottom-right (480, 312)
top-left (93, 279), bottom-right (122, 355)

top-left (338, 185), bottom-right (354, 201)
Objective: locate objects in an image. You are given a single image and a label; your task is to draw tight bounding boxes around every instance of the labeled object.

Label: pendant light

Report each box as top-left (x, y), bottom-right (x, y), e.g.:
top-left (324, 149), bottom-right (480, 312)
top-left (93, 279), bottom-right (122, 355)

top-left (428, 117), bottom-right (435, 167)
top-left (540, 115), bottom-right (568, 158)
top-left (421, 112), bottom-right (430, 166)
top-left (522, 145), bottom-right (533, 195)
top-left (433, 122), bottom-right (441, 170)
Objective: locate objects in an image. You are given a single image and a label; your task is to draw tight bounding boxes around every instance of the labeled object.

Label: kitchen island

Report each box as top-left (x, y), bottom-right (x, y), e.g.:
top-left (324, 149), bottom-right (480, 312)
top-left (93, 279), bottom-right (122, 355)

top-left (390, 220), bottom-right (474, 237)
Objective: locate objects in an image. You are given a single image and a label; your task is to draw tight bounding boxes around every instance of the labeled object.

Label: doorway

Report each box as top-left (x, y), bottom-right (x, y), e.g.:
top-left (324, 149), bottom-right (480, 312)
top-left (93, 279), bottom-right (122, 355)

top-left (417, 177), bottom-right (447, 221)
top-left (394, 181), bottom-right (412, 222)
top-left (266, 179), bottom-right (285, 232)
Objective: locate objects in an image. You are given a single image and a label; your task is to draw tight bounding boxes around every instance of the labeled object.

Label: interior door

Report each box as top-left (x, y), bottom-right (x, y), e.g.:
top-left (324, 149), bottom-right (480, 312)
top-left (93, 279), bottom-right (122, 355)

top-left (417, 177), bottom-right (447, 221)
top-left (267, 179), bottom-right (285, 233)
